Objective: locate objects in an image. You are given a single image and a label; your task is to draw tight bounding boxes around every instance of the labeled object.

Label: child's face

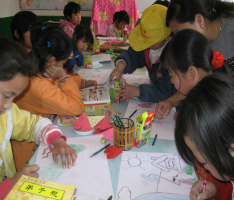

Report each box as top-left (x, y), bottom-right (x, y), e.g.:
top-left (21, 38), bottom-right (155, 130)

top-left (116, 21), bottom-right (127, 30)
top-left (0, 74), bottom-right (29, 114)
top-left (185, 136), bottom-right (232, 181)
top-left (169, 70), bottom-right (194, 95)
top-left (76, 38), bottom-right (89, 52)
top-left (23, 30), bottom-right (33, 50)
top-left (68, 12), bottom-right (81, 26)
top-left (150, 40), bottom-right (167, 50)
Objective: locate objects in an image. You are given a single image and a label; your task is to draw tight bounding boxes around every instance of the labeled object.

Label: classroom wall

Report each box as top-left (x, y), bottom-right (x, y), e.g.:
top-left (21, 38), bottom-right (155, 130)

top-left (0, 0), bottom-right (140, 40)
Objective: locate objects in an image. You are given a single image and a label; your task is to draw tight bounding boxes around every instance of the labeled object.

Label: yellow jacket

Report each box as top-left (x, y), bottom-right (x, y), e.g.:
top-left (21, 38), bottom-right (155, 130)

top-left (0, 103), bottom-right (57, 182)
top-left (14, 74), bottom-right (85, 118)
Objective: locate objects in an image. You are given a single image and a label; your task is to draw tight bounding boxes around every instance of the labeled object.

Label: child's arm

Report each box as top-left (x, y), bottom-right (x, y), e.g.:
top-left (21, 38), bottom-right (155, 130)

top-left (106, 25), bottom-right (115, 37)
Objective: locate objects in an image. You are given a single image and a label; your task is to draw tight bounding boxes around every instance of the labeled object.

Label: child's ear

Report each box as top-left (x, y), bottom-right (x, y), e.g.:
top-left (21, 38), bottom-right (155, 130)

top-left (229, 143), bottom-right (234, 157)
top-left (47, 56), bottom-right (56, 65)
top-left (187, 66), bottom-right (197, 81)
top-left (14, 30), bottom-right (20, 40)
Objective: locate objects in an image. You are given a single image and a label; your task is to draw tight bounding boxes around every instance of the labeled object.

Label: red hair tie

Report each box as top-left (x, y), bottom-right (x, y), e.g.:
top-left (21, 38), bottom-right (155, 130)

top-left (211, 50), bottom-right (225, 70)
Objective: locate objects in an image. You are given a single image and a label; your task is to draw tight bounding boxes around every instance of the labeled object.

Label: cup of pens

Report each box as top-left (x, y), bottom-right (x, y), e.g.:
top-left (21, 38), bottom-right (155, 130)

top-left (113, 116), bottom-right (134, 151)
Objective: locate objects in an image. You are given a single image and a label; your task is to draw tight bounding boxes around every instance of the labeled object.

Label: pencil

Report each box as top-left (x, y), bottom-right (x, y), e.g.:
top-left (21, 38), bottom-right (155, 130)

top-left (108, 195), bottom-right (113, 200)
top-left (129, 109), bottom-right (137, 119)
top-left (90, 143), bottom-right (111, 158)
top-left (202, 180), bottom-right (207, 192)
top-left (152, 134), bottom-right (158, 146)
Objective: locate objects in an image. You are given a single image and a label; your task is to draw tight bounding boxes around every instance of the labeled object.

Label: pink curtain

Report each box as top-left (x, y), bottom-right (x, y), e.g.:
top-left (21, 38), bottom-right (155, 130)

top-left (91, 0), bottom-right (139, 36)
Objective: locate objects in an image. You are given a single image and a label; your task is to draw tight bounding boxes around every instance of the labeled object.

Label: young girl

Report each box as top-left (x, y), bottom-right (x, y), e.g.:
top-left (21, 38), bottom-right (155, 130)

top-left (60, 1), bottom-right (81, 38)
top-left (166, 0), bottom-right (234, 73)
top-left (155, 29), bottom-right (232, 119)
top-left (0, 38), bottom-right (77, 199)
top-left (64, 25), bottom-right (94, 73)
top-left (14, 25), bottom-right (96, 118)
top-left (11, 11), bottom-right (39, 53)
top-left (106, 10), bottom-right (130, 37)
top-left (175, 73), bottom-right (234, 200)
top-left (109, 4), bottom-right (173, 103)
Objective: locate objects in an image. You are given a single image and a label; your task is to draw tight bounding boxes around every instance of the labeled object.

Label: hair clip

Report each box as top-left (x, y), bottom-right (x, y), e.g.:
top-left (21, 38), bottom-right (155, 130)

top-left (41, 27), bottom-right (46, 31)
top-left (211, 50), bottom-right (224, 70)
top-left (47, 41), bottom-right (50, 48)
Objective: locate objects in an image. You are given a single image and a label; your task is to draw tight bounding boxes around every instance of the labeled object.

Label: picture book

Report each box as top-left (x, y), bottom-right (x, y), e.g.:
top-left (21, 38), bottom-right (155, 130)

top-left (77, 69), bottom-right (112, 85)
top-left (80, 86), bottom-right (111, 105)
top-left (5, 175), bottom-right (75, 200)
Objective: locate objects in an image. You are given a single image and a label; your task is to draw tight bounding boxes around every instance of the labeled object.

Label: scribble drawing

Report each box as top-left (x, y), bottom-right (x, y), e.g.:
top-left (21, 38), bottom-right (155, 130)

top-left (69, 144), bottom-right (86, 153)
top-left (41, 145), bottom-right (53, 159)
top-left (117, 152), bottom-right (196, 200)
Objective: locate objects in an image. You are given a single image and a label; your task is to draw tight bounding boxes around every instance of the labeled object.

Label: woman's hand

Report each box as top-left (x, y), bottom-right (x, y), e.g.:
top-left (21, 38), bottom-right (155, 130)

top-left (10, 165), bottom-right (39, 186)
top-left (190, 180), bottom-right (216, 200)
top-left (53, 138), bottom-right (78, 169)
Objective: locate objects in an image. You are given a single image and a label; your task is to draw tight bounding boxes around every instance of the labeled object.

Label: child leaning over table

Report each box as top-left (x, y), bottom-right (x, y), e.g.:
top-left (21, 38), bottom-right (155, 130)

top-left (0, 38), bottom-right (77, 199)
top-left (14, 24), bottom-right (97, 118)
top-left (64, 25), bottom-right (94, 73)
top-left (61, 1), bottom-right (81, 38)
top-left (109, 3), bottom-right (174, 103)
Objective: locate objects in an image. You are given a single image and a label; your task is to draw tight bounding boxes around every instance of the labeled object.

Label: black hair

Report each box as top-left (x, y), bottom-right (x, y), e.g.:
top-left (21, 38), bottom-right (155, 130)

top-left (153, 0), bottom-right (170, 7)
top-left (63, 2), bottom-right (81, 20)
top-left (11, 11), bottom-right (39, 42)
top-left (73, 25), bottom-right (94, 45)
top-left (175, 73), bottom-right (234, 179)
top-left (113, 10), bottom-right (130, 24)
top-left (0, 38), bottom-right (35, 81)
top-left (161, 29), bottom-right (233, 77)
top-left (30, 24), bottom-right (73, 73)
top-left (166, 0), bottom-right (234, 27)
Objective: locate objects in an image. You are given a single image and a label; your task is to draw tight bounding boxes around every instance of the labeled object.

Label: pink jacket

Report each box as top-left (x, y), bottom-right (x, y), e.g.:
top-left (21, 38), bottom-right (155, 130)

top-left (60, 21), bottom-right (75, 38)
top-left (106, 23), bottom-right (128, 37)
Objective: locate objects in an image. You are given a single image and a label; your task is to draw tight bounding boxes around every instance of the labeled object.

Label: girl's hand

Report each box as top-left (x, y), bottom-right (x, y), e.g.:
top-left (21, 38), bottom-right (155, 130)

top-left (71, 64), bottom-right (79, 73)
top-left (109, 64), bottom-right (125, 83)
top-left (53, 138), bottom-right (77, 169)
top-left (86, 80), bottom-right (97, 89)
top-left (10, 165), bottom-right (39, 186)
top-left (43, 65), bottom-right (67, 80)
top-left (155, 100), bottom-right (173, 119)
top-left (119, 83), bottom-right (139, 100)
top-left (190, 180), bottom-right (216, 200)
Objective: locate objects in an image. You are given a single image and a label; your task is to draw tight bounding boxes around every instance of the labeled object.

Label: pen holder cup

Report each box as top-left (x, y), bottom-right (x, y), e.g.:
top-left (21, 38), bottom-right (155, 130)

top-left (114, 118), bottom-right (134, 151)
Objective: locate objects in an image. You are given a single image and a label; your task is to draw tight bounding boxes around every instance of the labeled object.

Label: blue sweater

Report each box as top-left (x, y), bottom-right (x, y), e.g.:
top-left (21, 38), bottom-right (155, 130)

top-left (64, 47), bottom-right (84, 72)
top-left (115, 46), bottom-right (176, 103)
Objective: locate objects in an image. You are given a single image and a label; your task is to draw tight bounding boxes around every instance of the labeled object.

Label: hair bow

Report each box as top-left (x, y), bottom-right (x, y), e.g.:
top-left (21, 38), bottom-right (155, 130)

top-left (211, 50), bottom-right (225, 70)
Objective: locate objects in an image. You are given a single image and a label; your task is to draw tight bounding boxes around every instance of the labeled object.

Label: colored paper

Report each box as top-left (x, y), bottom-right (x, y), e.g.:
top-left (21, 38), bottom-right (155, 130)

top-left (87, 116), bottom-right (105, 128)
top-left (116, 152), bottom-right (197, 200)
top-left (94, 115), bottom-right (111, 130)
top-left (96, 128), bottom-right (114, 141)
top-left (35, 135), bottom-right (113, 200)
top-left (73, 113), bottom-right (92, 131)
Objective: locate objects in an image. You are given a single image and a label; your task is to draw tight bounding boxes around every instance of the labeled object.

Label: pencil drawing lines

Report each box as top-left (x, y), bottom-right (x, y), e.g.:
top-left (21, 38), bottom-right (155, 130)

top-left (124, 153), bottom-right (149, 171)
top-left (41, 145), bottom-right (53, 159)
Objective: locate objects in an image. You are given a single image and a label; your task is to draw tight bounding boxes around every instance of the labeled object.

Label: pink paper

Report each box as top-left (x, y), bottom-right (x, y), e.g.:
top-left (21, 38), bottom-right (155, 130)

top-left (108, 38), bottom-right (121, 43)
top-left (97, 128), bottom-right (114, 141)
top-left (73, 113), bottom-right (92, 131)
top-left (94, 115), bottom-right (111, 130)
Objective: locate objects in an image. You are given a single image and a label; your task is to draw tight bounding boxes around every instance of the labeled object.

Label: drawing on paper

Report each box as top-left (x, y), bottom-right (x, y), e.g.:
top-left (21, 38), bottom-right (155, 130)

top-left (36, 136), bottom-right (113, 200)
top-left (116, 152), bottom-right (197, 200)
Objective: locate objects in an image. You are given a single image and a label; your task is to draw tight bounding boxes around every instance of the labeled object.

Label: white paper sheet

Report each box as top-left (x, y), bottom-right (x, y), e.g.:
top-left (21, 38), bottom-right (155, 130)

top-left (124, 99), bottom-right (176, 140)
top-left (92, 54), bottom-right (112, 62)
top-left (35, 135), bottom-right (113, 200)
top-left (116, 152), bottom-right (196, 200)
top-left (77, 69), bottom-right (112, 85)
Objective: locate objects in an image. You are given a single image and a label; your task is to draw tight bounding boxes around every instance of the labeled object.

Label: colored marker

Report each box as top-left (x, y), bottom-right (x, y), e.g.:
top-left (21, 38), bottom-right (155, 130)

top-left (129, 109), bottom-right (138, 119)
top-left (152, 134), bottom-right (158, 146)
top-left (202, 180), bottom-right (207, 192)
top-left (90, 143), bottom-right (111, 158)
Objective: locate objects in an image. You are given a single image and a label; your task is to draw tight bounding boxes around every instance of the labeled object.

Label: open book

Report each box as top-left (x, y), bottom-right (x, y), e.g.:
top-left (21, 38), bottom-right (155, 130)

top-left (80, 86), bottom-right (111, 105)
top-left (5, 175), bottom-right (75, 200)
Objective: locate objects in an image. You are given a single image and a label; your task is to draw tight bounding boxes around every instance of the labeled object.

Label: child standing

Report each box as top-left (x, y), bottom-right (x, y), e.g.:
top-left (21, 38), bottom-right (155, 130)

top-left (0, 38), bottom-right (77, 199)
top-left (64, 25), bottom-right (94, 73)
top-left (14, 25), bottom-right (96, 118)
top-left (109, 4), bottom-right (173, 103)
top-left (175, 74), bottom-right (234, 200)
top-left (60, 2), bottom-right (81, 38)
top-left (155, 29), bottom-right (232, 119)
top-left (106, 10), bottom-right (130, 37)
top-left (11, 11), bottom-right (39, 54)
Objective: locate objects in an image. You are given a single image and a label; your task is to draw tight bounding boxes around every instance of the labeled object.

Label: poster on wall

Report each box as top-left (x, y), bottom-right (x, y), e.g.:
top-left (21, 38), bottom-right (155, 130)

top-left (19, 0), bottom-right (94, 11)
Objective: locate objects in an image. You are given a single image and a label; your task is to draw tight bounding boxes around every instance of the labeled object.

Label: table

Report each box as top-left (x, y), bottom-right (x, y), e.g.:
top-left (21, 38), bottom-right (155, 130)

top-left (89, 41), bottom-right (129, 53)
top-left (30, 60), bottom-right (177, 199)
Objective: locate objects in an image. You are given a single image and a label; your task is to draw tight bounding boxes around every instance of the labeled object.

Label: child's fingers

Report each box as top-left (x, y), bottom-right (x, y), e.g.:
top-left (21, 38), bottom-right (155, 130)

top-left (60, 151), bottom-right (67, 169)
top-left (52, 152), bottom-right (59, 164)
top-left (71, 151), bottom-right (78, 166)
top-left (66, 154), bottom-right (72, 169)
